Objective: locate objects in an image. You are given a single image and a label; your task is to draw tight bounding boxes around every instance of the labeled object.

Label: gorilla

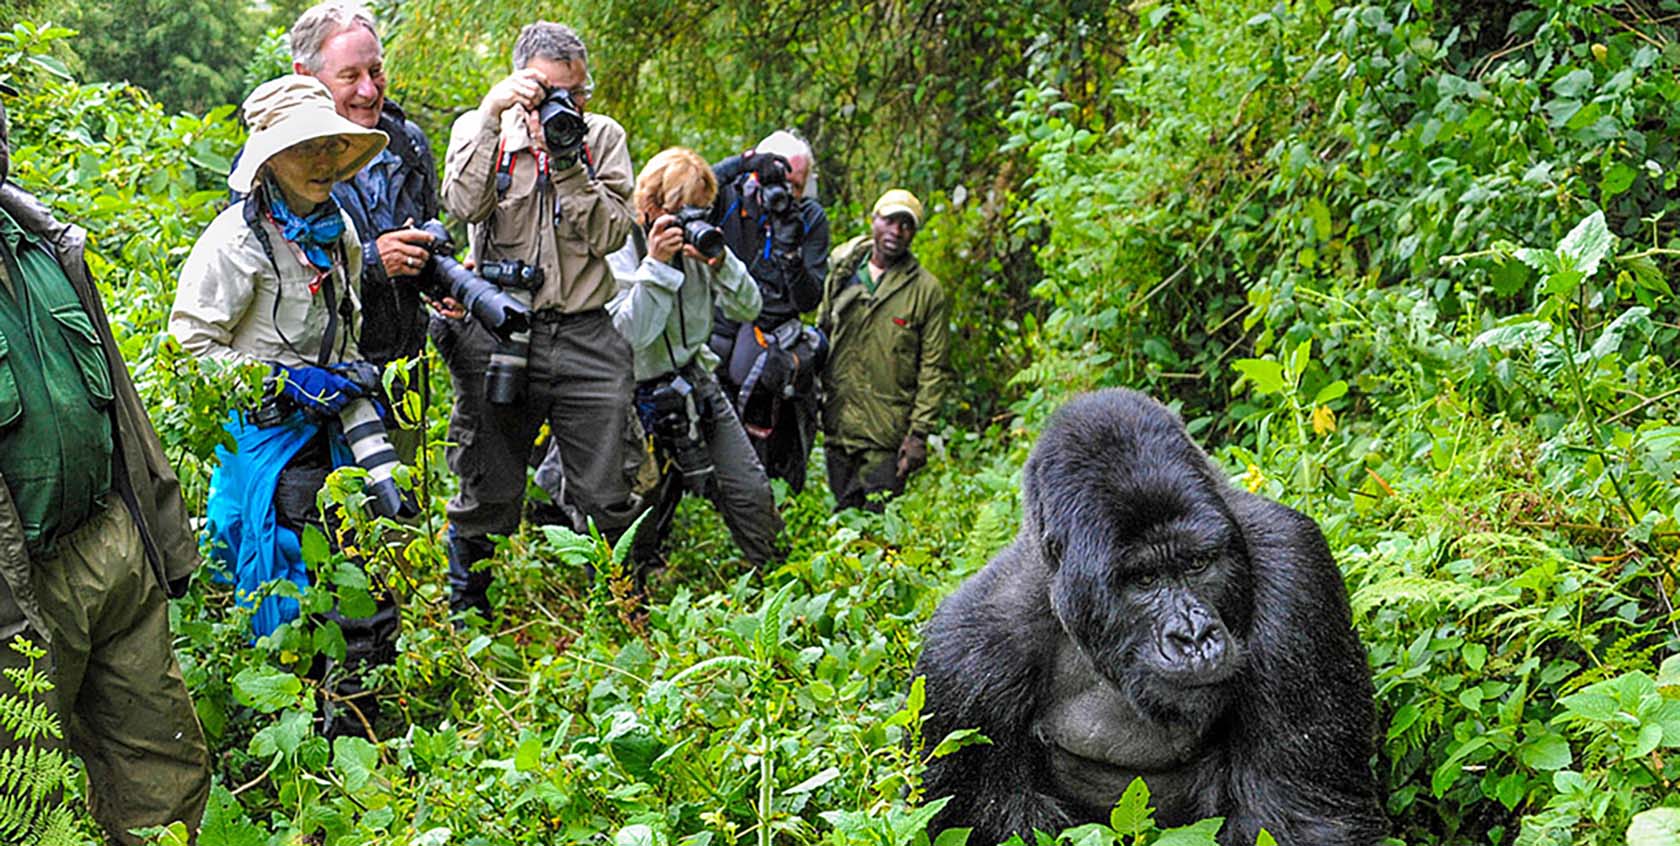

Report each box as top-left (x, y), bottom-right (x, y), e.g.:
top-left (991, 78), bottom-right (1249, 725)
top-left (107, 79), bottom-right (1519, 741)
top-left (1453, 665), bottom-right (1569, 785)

top-left (913, 389), bottom-right (1385, 846)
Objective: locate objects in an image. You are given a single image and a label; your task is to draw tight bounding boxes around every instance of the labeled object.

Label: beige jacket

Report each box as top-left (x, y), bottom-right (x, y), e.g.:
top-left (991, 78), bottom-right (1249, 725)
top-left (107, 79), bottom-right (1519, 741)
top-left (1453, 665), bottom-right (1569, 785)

top-left (441, 107), bottom-right (635, 313)
top-left (170, 200), bottom-right (363, 367)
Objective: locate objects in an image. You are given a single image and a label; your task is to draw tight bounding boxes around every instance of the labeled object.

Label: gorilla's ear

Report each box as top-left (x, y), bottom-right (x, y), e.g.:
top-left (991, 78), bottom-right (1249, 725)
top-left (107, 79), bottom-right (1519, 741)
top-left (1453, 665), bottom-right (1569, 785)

top-left (1022, 451), bottom-right (1063, 569)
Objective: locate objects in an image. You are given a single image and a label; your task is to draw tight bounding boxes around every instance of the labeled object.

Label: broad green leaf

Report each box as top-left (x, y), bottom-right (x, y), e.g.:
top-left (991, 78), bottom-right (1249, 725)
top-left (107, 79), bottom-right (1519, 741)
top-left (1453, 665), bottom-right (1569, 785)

top-left (514, 734), bottom-right (542, 772)
top-left (616, 824), bottom-right (658, 846)
top-left (1659, 655), bottom-right (1680, 689)
top-left (198, 785), bottom-right (266, 846)
top-left (231, 665), bottom-right (303, 713)
top-left (1519, 732), bottom-right (1572, 771)
top-left (1557, 210), bottom-right (1612, 277)
top-left (1233, 359), bottom-right (1287, 395)
top-left (1628, 808), bottom-right (1680, 846)
top-left (1156, 817), bottom-right (1224, 845)
top-left (410, 829), bottom-right (452, 846)
top-left (1313, 380), bottom-right (1348, 405)
top-left (1559, 691), bottom-right (1620, 722)
top-left (1109, 776), bottom-right (1154, 835)
top-left (1589, 307), bottom-right (1652, 359)
top-left (933, 828), bottom-right (972, 846)
top-left (332, 735), bottom-right (380, 794)
top-left (931, 727), bottom-right (993, 758)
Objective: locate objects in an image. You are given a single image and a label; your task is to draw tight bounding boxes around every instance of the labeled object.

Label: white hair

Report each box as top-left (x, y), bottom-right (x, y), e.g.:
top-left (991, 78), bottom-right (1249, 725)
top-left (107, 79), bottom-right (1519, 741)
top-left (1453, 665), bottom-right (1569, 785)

top-left (290, 2), bottom-right (379, 73)
top-left (757, 130), bottom-right (818, 200)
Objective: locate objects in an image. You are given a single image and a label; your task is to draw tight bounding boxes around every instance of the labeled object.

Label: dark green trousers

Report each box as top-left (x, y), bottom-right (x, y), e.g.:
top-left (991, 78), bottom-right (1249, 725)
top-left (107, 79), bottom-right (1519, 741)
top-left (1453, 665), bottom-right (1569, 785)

top-left (0, 501), bottom-right (210, 844)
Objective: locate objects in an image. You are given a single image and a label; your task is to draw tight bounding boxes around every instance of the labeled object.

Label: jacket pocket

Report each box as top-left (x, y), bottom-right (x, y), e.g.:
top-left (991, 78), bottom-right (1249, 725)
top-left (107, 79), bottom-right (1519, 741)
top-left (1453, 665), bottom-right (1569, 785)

top-left (0, 335), bottom-right (20, 429)
top-left (48, 303), bottom-right (114, 408)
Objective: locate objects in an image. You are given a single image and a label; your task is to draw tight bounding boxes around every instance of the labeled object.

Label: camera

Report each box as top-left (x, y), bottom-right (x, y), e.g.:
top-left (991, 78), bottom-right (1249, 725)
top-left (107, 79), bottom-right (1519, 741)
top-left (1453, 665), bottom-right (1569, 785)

top-left (674, 206), bottom-right (724, 259)
top-left (416, 220), bottom-right (533, 342)
top-left (536, 86), bottom-right (587, 166)
top-left (648, 375), bottom-right (713, 495)
top-left (753, 157), bottom-right (794, 217)
top-left (331, 362), bottom-right (419, 520)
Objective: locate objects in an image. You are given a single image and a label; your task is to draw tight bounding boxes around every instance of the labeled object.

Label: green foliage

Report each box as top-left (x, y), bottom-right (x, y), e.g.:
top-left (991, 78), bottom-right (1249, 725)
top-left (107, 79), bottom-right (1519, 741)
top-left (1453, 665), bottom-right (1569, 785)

top-left (4, 3), bottom-right (1680, 846)
top-left (0, 639), bottom-right (83, 846)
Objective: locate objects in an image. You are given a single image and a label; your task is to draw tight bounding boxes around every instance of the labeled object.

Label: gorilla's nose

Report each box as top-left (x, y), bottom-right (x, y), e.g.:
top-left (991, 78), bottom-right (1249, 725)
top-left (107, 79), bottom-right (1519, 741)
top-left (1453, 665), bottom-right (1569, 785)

top-left (1162, 608), bottom-right (1227, 667)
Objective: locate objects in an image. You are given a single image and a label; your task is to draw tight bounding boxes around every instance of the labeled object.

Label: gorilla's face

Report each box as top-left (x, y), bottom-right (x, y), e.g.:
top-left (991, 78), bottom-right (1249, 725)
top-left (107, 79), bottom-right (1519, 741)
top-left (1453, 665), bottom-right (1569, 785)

top-left (1028, 391), bottom-right (1255, 729)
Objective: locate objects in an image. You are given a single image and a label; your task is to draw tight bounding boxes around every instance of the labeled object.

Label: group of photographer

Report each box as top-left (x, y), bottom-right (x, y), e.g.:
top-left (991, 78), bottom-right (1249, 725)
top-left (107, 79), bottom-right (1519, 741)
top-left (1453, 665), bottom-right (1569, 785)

top-left (0, 1), bottom-right (948, 837)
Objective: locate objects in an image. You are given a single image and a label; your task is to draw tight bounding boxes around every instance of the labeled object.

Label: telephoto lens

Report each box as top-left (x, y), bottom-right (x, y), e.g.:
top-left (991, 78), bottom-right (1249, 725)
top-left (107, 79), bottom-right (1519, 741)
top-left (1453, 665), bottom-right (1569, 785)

top-left (675, 206), bottom-right (725, 259)
top-left (485, 299), bottom-right (533, 405)
top-left (415, 220), bottom-right (533, 342)
top-left (338, 398), bottom-right (419, 519)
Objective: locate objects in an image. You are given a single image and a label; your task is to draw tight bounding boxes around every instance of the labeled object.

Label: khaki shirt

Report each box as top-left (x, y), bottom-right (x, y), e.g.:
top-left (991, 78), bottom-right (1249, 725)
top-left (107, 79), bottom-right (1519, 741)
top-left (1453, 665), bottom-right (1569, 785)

top-left (170, 201), bottom-right (363, 368)
top-left (441, 107), bottom-right (635, 313)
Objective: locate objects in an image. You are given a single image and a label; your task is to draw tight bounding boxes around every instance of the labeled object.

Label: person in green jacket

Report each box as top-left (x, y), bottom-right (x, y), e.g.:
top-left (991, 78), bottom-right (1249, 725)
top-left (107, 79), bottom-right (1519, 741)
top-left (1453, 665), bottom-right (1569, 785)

top-left (0, 83), bottom-right (210, 843)
top-left (818, 189), bottom-right (950, 511)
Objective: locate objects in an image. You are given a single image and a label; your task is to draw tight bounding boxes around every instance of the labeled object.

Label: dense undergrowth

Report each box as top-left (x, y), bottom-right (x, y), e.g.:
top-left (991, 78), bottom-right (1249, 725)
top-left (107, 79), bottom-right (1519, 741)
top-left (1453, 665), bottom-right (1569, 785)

top-left (2, 0), bottom-right (1680, 843)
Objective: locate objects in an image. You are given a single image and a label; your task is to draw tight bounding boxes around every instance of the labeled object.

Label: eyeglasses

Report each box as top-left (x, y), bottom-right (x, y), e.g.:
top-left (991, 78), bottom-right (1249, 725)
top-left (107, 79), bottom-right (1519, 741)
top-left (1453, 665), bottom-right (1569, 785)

top-left (290, 136), bottom-right (352, 158)
top-left (564, 79), bottom-right (594, 101)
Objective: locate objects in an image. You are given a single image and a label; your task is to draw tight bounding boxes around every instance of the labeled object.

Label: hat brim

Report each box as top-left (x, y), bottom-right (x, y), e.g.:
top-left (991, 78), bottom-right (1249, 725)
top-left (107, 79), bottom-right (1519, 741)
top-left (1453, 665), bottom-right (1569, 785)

top-left (875, 204), bottom-right (921, 227)
top-left (228, 115), bottom-right (387, 194)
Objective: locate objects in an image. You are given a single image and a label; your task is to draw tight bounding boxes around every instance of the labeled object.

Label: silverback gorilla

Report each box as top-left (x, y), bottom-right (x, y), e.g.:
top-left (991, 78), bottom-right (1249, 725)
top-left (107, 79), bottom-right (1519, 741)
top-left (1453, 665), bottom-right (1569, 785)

top-left (913, 390), bottom-right (1385, 845)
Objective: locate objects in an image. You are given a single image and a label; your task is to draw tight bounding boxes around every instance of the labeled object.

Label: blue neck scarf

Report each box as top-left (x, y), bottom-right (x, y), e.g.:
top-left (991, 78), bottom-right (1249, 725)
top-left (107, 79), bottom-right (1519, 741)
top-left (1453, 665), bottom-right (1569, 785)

top-left (265, 177), bottom-right (345, 270)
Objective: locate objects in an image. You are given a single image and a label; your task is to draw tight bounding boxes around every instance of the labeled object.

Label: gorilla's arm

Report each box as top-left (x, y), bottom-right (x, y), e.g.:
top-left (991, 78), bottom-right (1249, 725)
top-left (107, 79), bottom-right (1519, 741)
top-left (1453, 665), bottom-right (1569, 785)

top-left (1218, 495), bottom-right (1387, 846)
top-left (916, 540), bottom-right (1074, 845)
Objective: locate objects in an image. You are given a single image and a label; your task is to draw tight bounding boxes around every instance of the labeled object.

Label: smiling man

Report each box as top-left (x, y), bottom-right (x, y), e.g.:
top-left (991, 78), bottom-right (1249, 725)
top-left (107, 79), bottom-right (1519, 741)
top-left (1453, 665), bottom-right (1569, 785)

top-left (286, 0), bottom-right (439, 369)
top-left (818, 189), bottom-right (950, 512)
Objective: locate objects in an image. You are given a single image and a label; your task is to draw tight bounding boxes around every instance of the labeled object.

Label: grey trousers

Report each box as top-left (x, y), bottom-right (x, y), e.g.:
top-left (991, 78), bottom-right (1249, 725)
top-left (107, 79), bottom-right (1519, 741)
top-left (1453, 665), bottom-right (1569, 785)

top-left (631, 367), bottom-right (783, 569)
top-left (441, 309), bottom-right (638, 540)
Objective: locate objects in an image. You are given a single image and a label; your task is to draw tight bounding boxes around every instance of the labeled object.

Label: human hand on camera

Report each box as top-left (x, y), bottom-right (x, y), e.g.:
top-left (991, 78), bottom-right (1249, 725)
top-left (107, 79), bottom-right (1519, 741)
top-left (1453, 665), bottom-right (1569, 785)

top-left (648, 214), bottom-right (684, 264)
top-left (480, 68), bottom-right (547, 121)
top-left (277, 364), bottom-right (366, 416)
top-left (896, 433), bottom-right (928, 479)
top-left (378, 219), bottom-right (435, 279)
top-left (744, 152), bottom-right (790, 179)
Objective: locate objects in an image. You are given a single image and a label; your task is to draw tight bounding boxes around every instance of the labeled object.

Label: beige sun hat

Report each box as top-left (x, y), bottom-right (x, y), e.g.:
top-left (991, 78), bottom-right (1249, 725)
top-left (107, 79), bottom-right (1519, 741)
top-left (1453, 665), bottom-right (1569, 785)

top-left (872, 188), bottom-right (924, 228)
top-left (228, 74), bottom-right (387, 194)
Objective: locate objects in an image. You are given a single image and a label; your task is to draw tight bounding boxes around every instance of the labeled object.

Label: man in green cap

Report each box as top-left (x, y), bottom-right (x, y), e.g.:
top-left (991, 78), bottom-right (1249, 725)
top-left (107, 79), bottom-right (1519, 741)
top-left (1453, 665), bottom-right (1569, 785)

top-left (818, 188), bottom-right (950, 511)
top-left (0, 82), bottom-right (210, 843)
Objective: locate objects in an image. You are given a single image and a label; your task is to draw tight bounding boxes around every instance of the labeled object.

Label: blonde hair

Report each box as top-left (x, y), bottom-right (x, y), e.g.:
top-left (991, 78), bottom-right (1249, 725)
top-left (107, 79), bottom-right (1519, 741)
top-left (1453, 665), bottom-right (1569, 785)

top-left (633, 147), bottom-right (717, 216)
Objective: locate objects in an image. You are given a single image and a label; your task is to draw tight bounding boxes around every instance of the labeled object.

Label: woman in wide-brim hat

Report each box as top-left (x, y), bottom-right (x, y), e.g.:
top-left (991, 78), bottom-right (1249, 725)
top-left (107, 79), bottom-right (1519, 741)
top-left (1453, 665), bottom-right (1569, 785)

top-left (168, 74), bottom-right (394, 645)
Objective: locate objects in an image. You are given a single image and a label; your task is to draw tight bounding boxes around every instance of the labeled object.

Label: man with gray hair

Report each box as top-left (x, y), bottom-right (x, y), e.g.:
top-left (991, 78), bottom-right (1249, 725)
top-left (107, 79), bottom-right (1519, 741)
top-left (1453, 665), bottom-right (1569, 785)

top-left (706, 130), bottom-right (831, 492)
top-left (285, 0), bottom-right (441, 370)
top-left (438, 21), bottom-right (638, 619)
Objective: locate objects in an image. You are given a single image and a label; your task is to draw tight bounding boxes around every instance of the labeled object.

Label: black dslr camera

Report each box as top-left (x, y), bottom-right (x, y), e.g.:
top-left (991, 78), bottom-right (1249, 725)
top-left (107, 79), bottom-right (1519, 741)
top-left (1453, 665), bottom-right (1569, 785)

top-left (674, 206), bottom-right (724, 259)
top-left (648, 375), bottom-right (713, 495)
top-left (537, 86), bottom-right (587, 166)
top-left (751, 156), bottom-right (795, 217)
top-left (416, 220), bottom-right (533, 342)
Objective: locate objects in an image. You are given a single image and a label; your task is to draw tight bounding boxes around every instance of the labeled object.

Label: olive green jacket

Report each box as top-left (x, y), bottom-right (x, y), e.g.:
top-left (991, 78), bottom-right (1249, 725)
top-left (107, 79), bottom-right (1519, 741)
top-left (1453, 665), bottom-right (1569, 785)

top-left (0, 184), bottom-right (201, 642)
top-left (818, 235), bottom-right (950, 452)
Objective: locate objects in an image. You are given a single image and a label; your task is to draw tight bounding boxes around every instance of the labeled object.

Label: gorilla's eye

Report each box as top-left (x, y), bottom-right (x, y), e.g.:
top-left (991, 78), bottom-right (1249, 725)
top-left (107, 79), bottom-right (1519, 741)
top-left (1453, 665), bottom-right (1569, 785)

top-left (1135, 571), bottom-right (1158, 588)
top-left (1185, 559), bottom-right (1212, 577)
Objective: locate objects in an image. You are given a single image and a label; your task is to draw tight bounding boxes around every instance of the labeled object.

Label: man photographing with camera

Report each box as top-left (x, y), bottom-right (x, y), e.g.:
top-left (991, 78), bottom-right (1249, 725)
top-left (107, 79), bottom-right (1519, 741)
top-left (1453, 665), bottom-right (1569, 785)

top-left (438, 21), bottom-right (637, 620)
top-left (707, 132), bottom-right (830, 493)
top-left (610, 148), bottom-right (781, 588)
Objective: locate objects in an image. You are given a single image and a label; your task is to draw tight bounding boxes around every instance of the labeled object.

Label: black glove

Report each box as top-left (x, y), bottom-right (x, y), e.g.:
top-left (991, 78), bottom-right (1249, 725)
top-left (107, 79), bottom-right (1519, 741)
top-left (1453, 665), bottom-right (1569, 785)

top-left (743, 152), bottom-right (791, 179)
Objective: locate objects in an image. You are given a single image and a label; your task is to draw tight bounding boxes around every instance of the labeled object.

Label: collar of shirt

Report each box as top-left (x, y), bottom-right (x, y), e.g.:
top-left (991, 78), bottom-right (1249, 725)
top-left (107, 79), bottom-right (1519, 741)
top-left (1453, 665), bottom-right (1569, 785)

top-left (0, 205), bottom-right (42, 255)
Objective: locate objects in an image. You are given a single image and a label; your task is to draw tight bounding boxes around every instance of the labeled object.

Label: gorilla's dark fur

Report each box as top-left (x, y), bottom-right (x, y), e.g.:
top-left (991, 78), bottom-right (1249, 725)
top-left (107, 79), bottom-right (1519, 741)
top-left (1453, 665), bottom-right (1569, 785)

top-left (914, 389), bottom-right (1384, 845)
